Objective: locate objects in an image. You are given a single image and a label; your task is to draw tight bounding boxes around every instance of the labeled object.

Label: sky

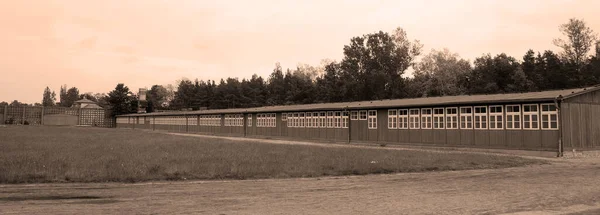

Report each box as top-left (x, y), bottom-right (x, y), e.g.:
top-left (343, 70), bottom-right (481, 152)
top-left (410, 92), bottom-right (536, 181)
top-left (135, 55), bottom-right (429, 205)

top-left (1, 0), bottom-right (600, 104)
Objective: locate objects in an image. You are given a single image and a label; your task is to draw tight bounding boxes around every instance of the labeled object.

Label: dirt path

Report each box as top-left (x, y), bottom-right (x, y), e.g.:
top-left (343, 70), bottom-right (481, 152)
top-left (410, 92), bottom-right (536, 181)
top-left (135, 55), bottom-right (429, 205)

top-left (167, 132), bottom-right (559, 159)
top-left (1, 156), bottom-right (599, 215)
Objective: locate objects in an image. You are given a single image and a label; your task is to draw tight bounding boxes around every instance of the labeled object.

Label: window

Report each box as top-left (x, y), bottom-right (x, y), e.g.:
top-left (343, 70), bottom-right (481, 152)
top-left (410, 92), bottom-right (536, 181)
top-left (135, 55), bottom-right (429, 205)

top-left (445, 108), bottom-right (458, 129)
top-left (315, 112), bottom-right (320, 127)
top-left (359, 110), bottom-right (367, 120)
top-left (523, 104), bottom-right (539, 129)
top-left (409, 109), bottom-right (420, 129)
top-left (474, 106), bottom-right (487, 129)
top-left (210, 115), bottom-right (220, 126)
top-left (351, 111), bottom-right (358, 120)
top-left (433, 108), bottom-right (445, 129)
top-left (282, 113), bottom-right (287, 121)
top-left (225, 114), bottom-right (234, 126)
top-left (271, 113), bottom-right (276, 127)
top-left (388, 109), bottom-right (398, 129)
top-left (306, 112), bottom-right (312, 128)
top-left (460, 107), bottom-right (474, 129)
top-left (257, 114), bottom-right (262, 127)
top-left (505, 105), bottom-right (520, 129)
top-left (368, 110), bottom-right (377, 129)
top-left (335, 111), bottom-right (342, 128)
top-left (292, 113), bottom-right (299, 127)
top-left (489, 106), bottom-right (503, 130)
top-left (319, 112), bottom-right (326, 128)
top-left (299, 113), bottom-right (305, 127)
top-left (541, 104), bottom-right (558, 130)
top-left (248, 114), bottom-right (253, 127)
top-left (290, 113), bottom-right (295, 127)
top-left (398, 109), bottom-right (409, 129)
top-left (256, 113), bottom-right (276, 128)
top-left (265, 114), bottom-right (270, 127)
top-left (342, 111), bottom-right (349, 128)
top-left (314, 112), bottom-right (320, 128)
top-left (421, 108), bottom-right (432, 129)
top-left (327, 111), bottom-right (334, 128)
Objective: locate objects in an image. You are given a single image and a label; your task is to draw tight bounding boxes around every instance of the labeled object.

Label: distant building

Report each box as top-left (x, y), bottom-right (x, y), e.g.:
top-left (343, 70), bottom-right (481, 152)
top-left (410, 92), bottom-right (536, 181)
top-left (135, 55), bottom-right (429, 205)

top-left (138, 88), bottom-right (148, 113)
top-left (72, 98), bottom-right (103, 109)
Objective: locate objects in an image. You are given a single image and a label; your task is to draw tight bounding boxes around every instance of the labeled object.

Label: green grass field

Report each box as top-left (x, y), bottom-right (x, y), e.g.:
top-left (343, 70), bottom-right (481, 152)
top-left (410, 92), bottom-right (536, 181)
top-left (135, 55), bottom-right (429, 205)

top-left (0, 126), bottom-right (546, 183)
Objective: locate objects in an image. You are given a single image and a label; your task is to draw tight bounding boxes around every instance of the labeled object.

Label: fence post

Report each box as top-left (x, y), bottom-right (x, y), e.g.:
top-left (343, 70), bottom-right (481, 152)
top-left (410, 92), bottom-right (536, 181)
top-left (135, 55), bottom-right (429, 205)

top-left (185, 114), bottom-right (189, 133)
top-left (77, 108), bottom-right (81, 126)
top-left (3, 105), bottom-right (7, 124)
top-left (243, 113), bottom-right (247, 137)
top-left (41, 106), bottom-right (45, 125)
top-left (22, 106), bottom-right (26, 124)
top-left (347, 109), bottom-right (351, 144)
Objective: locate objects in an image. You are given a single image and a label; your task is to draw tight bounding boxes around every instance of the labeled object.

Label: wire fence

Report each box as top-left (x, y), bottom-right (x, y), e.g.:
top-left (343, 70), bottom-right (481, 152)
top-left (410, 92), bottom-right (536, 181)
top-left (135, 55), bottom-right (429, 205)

top-left (0, 105), bottom-right (115, 127)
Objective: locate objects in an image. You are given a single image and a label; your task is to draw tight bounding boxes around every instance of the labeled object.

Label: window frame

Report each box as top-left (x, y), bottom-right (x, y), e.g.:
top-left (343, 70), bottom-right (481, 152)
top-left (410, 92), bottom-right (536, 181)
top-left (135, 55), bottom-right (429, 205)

top-left (445, 107), bottom-right (458, 129)
top-left (342, 111), bottom-right (349, 128)
top-left (334, 111), bottom-right (342, 128)
top-left (420, 108), bottom-right (432, 129)
top-left (488, 105), bottom-right (503, 130)
top-left (505, 105), bottom-right (521, 130)
top-left (433, 108), bottom-right (445, 129)
top-left (540, 103), bottom-right (558, 130)
top-left (409, 109), bottom-right (420, 129)
top-left (522, 104), bottom-right (540, 130)
top-left (293, 113), bottom-right (299, 127)
top-left (299, 112), bottom-right (305, 128)
top-left (319, 112), bottom-right (326, 128)
top-left (368, 110), bottom-right (377, 129)
top-left (388, 109), bottom-right (398, 129)
top-left (398, 109), bottom-right (409, 129)
top-left (351, 111), bottom-right (358, 120)
top-left (359, 110), bottom-right (367, 120)
top-left (327, 111), bottom-right (334, 128)
top-left (248, 114), bottom-right (253, 127)
top-left (473, 106), bottom-right (488, 130)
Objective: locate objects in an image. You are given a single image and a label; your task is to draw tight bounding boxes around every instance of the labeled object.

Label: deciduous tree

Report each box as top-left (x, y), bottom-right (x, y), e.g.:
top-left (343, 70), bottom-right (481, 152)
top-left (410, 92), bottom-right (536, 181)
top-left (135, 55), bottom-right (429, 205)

top-left (411, 48), bottom-right (471, 97)
top-left (553, 18), bottom-right (598, 84)
top-left (42, 86), bottom-right (56, 106)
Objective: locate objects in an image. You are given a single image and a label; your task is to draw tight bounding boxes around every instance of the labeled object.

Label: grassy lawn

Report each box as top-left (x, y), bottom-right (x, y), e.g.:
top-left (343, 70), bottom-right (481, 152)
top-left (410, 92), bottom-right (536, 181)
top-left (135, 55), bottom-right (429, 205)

top-left (0, 126), bottom-right (546, 183)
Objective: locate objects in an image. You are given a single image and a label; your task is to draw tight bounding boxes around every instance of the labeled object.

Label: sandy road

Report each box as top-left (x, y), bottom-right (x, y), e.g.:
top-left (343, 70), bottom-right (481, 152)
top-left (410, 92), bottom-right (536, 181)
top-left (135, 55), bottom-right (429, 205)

top-left (1, 156), bottom-right (599, 215)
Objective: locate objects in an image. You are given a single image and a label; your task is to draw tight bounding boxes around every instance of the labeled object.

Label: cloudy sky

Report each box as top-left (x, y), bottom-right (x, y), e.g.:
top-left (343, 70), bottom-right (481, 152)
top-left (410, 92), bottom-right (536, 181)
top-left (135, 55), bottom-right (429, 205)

top-left (2, 0), bottom-right (599, 103)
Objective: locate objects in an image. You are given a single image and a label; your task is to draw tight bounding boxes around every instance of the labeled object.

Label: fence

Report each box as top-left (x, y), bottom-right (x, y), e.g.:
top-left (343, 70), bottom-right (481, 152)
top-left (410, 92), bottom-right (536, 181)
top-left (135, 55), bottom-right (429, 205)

top-left (0, 105), bottom-right (115, 127)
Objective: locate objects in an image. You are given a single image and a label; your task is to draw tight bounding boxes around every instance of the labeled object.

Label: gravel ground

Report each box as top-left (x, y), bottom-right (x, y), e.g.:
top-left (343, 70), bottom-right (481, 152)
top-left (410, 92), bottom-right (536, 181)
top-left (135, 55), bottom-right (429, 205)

top-left (2, 132), bottom-right (599, 214)
top-left (1, 156), bottom-right (599, 214)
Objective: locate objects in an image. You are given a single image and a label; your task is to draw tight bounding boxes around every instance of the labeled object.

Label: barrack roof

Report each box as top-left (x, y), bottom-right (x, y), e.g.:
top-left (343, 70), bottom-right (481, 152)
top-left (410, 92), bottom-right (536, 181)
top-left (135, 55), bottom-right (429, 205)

top-left (118, 86), bottom-right (599, 117)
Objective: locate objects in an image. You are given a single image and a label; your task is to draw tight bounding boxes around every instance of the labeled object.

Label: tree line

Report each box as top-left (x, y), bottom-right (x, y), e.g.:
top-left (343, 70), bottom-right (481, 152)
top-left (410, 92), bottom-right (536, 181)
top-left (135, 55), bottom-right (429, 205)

top-left (3, 85), bottom-right (109, 108)
top-left (145, 18), bottom-right (600, 112)
top-left (2, 18), bottom-right (598, 117)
